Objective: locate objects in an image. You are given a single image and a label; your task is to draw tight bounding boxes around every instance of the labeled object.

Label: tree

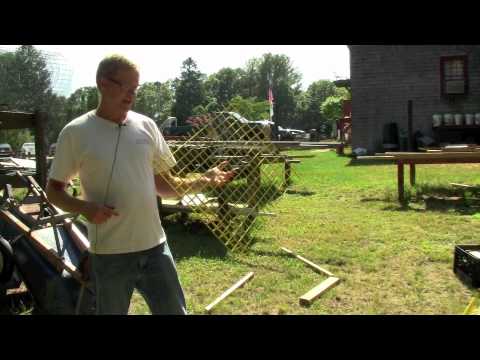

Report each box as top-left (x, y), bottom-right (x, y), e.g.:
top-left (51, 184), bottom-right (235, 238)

top-left (299, 80), bottom-right (338, 135)
top-left (237, 53), bottom-right (302, 128)
top-left (45, 94), bottom-right (69, 145)
top-left (320, 87), bottom-right (351, 121)
top-left (174, 58), bottom-right (206, 124)
top-left (238, 58), bottom-right (261, 99)
top-left (134, 81), bottom-right (174, 124)
top-left (320, 96), bottom-right (344, 123)
top-left (65, 86), bottom-right (99, 121)
top-left (0, 51), bottom-right (16, 107)
top-left (204, 67), bottom-right (244, 107)
top-left (320, 86), bottom-right (351, 135)
top-left (226, 96), bottom-right (270, 121)
top-left (2, 45), bottom-right (53, 112)
top-left (0, 45), bottom-right (53, 150)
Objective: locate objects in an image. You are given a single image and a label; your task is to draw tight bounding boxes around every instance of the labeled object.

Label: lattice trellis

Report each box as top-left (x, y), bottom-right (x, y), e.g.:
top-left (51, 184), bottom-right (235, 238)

top-left (159, 111), bottom-right (297, 252)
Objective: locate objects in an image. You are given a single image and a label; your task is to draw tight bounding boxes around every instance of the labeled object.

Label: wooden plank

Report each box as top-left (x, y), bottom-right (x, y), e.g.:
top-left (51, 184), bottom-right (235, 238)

top-left (450, 183), bottom-right (476, 188)
top-left (29, 229), bottom-right (87, 285)
top-left (386, 152), bottom-right (480, 160)
top-left (205, 272), bottom-right (254, 313)
top-left (6, 287), bottom-right (29, 296)
top-left (357, 156), bottom-right (394, 160)
top-left (0, 209), bottom-right (31, 234)
top-left (63, 218), bottom-right (90, 253)
top-left (0, 111), bottom-right (35, 129)
top-left (299, 277), bottom-right (340, 307)
top-left (10, 157), bottom-right (36, 169)
top-left (33, 111), bottom-right (48, 188)
top-left (280, 247), bottom-right (334, 277)
top-left (18, 203), bottom-right (41, 215)
top-left (442, 144), bottom-right (480, 152)
top-left (0, 209), bottom-right (88, 287)
top-left (26, 175), bottom-right (47, 199)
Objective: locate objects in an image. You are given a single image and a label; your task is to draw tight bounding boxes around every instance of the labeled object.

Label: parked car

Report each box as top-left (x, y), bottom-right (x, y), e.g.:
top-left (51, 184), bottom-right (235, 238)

top-left (159, 117), bottom-right (197, 137)
top-left (20, 143), bottom-right (35, 157)
top-left (277, 126), bottom-right (307, 141)
top-left (161, 112), bottom-right (273, 140)
top-left (212, 112), bottom-right (273, 140)
top-left (0, 143), bottom-right (13, 157)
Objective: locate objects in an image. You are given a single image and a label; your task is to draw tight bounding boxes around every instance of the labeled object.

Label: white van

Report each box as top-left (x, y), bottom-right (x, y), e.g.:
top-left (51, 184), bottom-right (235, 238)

top-left (20, 143), bottom-right (35, 157)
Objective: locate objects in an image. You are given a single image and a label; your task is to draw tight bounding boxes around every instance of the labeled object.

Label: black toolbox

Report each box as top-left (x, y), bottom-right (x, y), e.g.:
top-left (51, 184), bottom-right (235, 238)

top-left (454, 245), bottom-right (480, 288)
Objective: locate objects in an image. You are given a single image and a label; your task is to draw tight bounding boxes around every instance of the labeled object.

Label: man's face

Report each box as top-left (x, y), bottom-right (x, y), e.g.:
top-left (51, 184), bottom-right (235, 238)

top-left (100, 67), bottom-right (140, 113)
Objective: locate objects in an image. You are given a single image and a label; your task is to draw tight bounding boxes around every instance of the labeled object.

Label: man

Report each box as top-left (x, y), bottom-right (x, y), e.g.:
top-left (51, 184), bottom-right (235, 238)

top-left (46, 54), bottom-right (234, 315)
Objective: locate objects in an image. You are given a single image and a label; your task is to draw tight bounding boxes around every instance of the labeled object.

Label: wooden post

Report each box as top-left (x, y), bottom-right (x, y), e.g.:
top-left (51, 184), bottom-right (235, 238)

top-left (398, 161), bottom-right (405, 203)
top-left (407, 100), bottom-right (413, 151)
top-left (205, 272), bottom-right (254, 313)
top-left (34, 111), bottom-right (48, 189)
top-left (336, 143), bottom-right (344, 155)
top-left (284, 159), bottom-right (292, 188)
top-left (409, 163), bottom-right (416, 186)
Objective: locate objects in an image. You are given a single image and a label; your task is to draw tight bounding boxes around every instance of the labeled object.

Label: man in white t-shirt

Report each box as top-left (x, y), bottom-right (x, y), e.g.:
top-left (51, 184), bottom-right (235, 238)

top-left (46, 54), bottom-right (234, 315)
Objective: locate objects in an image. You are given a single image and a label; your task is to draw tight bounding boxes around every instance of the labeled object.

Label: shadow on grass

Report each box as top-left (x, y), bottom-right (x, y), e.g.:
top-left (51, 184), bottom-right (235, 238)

top-left (163, 218), bottom-right (229, 260)
top-left (230, 248), bottom-right (291, 273)
top-left (163, 217), bottom-right (270, 261)
top-left (285, 188), bottom-right (316, 196)
top-left (204, 181), bottom-right (285, 208)
top-left (347, 158), bottom-right (394, 167)
top-left (362, 183), bottom-right (480, 215)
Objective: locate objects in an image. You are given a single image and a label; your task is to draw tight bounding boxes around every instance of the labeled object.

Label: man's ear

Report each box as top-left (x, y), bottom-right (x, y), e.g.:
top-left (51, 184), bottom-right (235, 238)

top-left (97, 77), bottom-right (107, 92)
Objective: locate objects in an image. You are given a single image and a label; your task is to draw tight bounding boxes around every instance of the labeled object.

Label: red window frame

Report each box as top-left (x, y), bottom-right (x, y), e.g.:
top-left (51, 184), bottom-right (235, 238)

top-left (440, 55), bottom-right (468, 96)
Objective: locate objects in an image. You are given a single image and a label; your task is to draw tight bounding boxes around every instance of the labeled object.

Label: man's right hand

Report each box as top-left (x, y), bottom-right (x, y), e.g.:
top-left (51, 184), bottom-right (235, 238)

top-left (83, 203), bottom-right (119, 224)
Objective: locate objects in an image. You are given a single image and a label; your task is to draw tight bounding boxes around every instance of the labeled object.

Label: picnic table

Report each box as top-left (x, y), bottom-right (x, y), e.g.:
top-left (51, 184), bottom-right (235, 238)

top-left (385, 151), bottom-right (480, 202)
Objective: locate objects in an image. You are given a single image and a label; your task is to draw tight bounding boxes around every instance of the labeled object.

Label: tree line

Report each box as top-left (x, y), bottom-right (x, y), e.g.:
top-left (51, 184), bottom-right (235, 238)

top-left (0, 45), bottom-right (350, 149)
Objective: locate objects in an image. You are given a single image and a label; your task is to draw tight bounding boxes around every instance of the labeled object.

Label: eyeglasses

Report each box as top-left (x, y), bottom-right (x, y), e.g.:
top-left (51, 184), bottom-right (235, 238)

top-left (106, 77), bottom-right (140, 95)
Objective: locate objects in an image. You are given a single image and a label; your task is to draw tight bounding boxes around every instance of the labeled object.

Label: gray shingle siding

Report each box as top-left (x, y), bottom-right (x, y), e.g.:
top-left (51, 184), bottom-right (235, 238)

top-left (349, 45), bottom-right (480, 154)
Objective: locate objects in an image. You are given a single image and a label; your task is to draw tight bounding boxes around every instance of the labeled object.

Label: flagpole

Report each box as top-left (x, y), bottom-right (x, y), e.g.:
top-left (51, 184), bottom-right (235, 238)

top-left (268, 73), bottom-right (274, 123)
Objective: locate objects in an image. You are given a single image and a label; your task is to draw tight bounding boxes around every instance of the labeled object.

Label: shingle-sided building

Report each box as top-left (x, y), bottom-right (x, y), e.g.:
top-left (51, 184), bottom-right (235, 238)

top-left (349, 45), bottom-right (480, 154)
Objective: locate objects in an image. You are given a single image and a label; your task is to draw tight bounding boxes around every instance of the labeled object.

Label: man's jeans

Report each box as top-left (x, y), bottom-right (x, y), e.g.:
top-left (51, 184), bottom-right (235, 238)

top-left (90, 242), bottom-right (187, 315)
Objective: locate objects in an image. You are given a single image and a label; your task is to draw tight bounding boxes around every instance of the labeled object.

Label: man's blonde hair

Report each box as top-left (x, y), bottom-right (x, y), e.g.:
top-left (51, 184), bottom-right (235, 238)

top-left (96, 54), bottom-right (139, 84)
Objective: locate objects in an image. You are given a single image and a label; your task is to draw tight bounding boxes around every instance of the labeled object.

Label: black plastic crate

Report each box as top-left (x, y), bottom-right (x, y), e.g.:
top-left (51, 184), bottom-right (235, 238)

top-left (454, 245), bottom-right (480, 288)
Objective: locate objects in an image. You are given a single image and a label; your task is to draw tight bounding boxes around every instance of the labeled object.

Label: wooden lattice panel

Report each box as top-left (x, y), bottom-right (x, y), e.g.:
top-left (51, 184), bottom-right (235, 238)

top-left (160, 111), bottom-right (296, 252)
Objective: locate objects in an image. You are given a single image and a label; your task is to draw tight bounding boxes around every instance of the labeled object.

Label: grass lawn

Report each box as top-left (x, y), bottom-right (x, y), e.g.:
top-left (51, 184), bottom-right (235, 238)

top-left (126, 148), bottom-right (480, 314)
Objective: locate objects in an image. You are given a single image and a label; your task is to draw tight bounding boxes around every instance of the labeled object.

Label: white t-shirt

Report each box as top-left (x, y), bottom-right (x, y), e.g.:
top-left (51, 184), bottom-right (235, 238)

top-left (49, 110), bottom-right (176, 254)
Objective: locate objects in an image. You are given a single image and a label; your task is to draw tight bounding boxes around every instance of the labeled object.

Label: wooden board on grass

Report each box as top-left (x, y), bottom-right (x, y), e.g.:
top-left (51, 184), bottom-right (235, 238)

top-left (205, 272), bottom-right (254, 313)
top-left (299, 277), bottom-right (340, 307)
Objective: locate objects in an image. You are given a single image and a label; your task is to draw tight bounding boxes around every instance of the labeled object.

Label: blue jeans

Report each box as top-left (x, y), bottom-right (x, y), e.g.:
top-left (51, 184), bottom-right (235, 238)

top-left (90, 242), bottom-right (187, 315)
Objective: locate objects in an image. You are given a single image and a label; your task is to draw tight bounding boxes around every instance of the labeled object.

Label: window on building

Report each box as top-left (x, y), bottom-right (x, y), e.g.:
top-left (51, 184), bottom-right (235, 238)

top-left (440, 55), bottom-right (468, 96)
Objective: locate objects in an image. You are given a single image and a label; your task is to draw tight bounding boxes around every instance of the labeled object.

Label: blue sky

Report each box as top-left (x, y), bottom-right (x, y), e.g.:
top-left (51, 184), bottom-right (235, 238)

top-left (1, 45), bottom-right (350, 93)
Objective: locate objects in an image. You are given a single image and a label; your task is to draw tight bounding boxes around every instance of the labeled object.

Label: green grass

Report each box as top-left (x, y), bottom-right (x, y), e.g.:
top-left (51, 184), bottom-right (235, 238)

top-left (128, 149), bottom-right (480, 314)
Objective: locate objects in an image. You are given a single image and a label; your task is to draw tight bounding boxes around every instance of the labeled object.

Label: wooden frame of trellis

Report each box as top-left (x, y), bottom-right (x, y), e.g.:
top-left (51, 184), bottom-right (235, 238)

top-left (158, 111), bottom-right (299, 252)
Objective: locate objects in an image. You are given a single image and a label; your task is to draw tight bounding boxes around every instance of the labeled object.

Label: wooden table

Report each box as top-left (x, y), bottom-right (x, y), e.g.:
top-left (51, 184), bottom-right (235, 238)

top-left (385, 152), bottom-right (480, 203)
